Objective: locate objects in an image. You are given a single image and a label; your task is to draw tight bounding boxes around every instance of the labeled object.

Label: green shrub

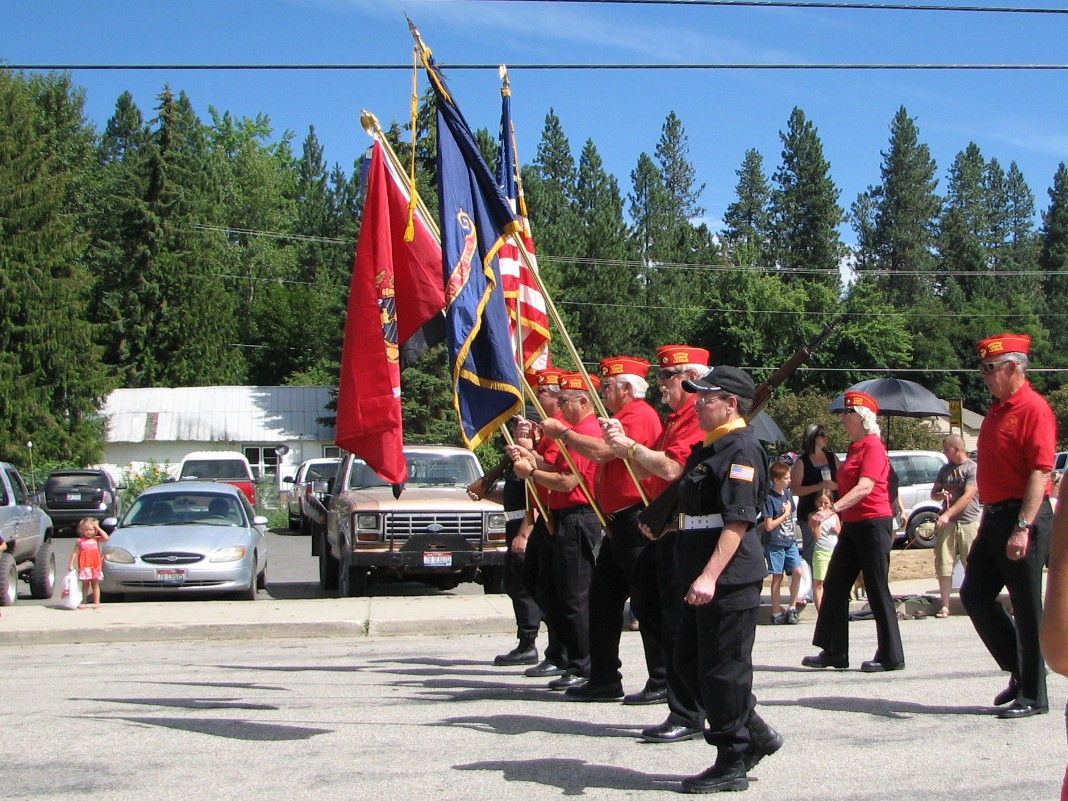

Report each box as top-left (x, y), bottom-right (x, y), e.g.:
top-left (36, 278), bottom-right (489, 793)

top-left (120, 460), bottom-right (174, 506)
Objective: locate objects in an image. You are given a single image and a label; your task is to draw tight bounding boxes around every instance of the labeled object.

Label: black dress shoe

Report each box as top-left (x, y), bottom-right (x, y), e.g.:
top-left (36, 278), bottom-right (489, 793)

top-left (548, 672), bottom-right (587, 691)
top-left (997, 702), bottom-right (1049, 719)
top-left (640, 721), bottom-right (704, 743)
top-left (565, 681), bottom-right (624, 701)
top-left (680, 760), bottom-right (748, 794)
top-left (493, 645), bottom-right (538, 666)
top-left (623, 687), bottom-right (668, 706)
top-left (743, 723), bottom-right (784, 771)
top-left (860, 660), bottom-right (906, 673)
top-left (993, 676), bottom-right (1018, 706)
top-left (525, 659), bottom-right (566, 678)
top-left (801, 651), bottom-right (849, 670)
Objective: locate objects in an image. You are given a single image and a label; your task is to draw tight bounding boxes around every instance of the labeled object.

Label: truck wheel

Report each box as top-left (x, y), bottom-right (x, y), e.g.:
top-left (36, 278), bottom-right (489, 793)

top-left (907, 511), bottom-right (939, 549)
top-left (319, 532), bottom-right (338, 591)
top-left (256, 566), bottom-right (268, 591)
top-left (481, 566), bottom-right (505, 595)
top-left (338, 558), bottom-right (368, 597)
top-left (29, 540), bottom-right (56, 599)
top-left (300, 513), bottom-right (311, 537)
top-left (0, 553), bottom-right (17, 606)
top-left (288, 512), bottom-right (300, 531)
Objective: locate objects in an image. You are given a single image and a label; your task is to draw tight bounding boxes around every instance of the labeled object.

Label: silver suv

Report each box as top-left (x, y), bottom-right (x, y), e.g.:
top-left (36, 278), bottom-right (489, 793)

top-left (889, 450), bottom-right (949, 548)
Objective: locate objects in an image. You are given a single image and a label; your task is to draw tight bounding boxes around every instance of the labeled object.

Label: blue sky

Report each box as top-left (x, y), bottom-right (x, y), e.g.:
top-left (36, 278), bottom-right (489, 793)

top-left (5, 0), bottom-right (1068, 241)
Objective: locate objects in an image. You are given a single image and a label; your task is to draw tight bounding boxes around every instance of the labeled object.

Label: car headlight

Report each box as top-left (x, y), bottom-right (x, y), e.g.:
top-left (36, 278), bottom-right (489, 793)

top-left (355, 513), bottom-right (380, 530)
top-left (104, 548), bottom-right (134, 564)
top-left (486, 512), bottom-right (506, 534)
top-left (210, 546), bottom-right (248, 562)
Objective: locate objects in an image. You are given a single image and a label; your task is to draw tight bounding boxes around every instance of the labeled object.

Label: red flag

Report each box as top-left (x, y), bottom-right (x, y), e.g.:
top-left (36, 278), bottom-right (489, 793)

top-left (335, 140), bottom-right (443, 483)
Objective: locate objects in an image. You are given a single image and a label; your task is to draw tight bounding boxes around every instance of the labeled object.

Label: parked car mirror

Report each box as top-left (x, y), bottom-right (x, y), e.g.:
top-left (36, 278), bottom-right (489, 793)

top-left (252, 515), bottom-right (269, 528)
top-left (283, 476), bottom-right (295, 484)
top-left (310, 480), bottom-right (329, 494)
top-left (100, 517), bottom-right (118, 533)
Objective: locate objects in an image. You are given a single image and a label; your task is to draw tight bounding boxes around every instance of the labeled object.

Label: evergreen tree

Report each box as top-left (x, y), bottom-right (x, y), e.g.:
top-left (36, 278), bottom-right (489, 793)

top-left (769, 107), bottom-right (844, 292)
top-left (938, 143), bottom-right (989, 302)
top-left (0, 71), bottom-right (109, 464)
top-left (722, 149), bottom-right (773, 267)
top-left (1041, 164), bottom-right (1068, 386)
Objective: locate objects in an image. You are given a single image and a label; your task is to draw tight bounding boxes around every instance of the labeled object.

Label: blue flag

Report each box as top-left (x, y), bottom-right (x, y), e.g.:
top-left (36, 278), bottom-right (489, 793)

top-left (422, 54), bottom-right (524, 448)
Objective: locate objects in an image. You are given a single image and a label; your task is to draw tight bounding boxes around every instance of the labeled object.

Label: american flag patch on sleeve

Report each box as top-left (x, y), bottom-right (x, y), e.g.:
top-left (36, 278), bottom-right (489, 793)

top-left (729, 464), bottom-right (755, 483)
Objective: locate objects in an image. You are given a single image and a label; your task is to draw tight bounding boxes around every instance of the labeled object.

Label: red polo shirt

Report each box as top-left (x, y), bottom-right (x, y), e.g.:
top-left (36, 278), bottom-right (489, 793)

top-left (643, 396), bottom-right (703, 499)
top-left (977, 381), bottom-right (1056, 505)
top-left (596, 399), bottom-right (663, 513)
top-left (838, 434), bottom-right (892, 523)
top-left (534, 412), bottom-right (566, 509)
top-left (549, 413), bottom-right (601, 510)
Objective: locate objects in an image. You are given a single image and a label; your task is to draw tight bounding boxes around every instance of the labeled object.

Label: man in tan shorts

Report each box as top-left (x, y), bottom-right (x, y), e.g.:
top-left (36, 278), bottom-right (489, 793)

top-left (931, 434), bottom-right (981, 618)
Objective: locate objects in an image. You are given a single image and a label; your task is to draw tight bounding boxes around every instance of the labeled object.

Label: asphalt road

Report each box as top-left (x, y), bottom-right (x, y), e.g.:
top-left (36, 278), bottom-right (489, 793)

top-left (10, 618), bottom-right (1067, 801)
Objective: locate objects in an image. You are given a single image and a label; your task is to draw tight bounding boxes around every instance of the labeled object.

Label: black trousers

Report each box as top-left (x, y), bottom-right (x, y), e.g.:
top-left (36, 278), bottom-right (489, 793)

top-left (961, 499), bottom-right (1052, 709)
top-left (675, 582), bottom-right (762, 761)
top-left (504, 522), bottom-right (542, 640)
top-left (547, 506), bottom-right (600, 677)
top-left (630, 532), bottom-right (703, 725)
top-left (812, 516), bottom-right (903, 665)
top-left (525, 519), bottom-right (567, 668)
top-left (587, 506), bottom-right (666, 689)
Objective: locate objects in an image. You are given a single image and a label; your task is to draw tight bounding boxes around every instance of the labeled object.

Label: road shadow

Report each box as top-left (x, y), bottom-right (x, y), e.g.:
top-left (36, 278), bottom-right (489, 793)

top-left (89, 715), bottom-right (332, 741)
top-left (265, 580), bottom-right (327, 600)
top-left (762, 695), bottom-right (992, 718)
top-left (435, 713), bottom-right (645, 739)
top-left (81, 696), bottom-right (279, 711)
top-left (455, 757), bottom-right (682, 795)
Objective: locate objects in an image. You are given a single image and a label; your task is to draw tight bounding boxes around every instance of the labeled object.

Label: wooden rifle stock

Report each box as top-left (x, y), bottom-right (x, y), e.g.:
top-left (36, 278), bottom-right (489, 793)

top-left (637, 318), bottom-right (841, 538)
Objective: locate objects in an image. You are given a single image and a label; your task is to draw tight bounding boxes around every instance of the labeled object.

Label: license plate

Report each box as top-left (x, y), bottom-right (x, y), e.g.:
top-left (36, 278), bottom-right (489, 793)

top-left (66, 493), bottom-right (82, 501)
top-left (156, 568), bottom-right (186, 585)
top-left (423, 552), bottom-right (452, 568)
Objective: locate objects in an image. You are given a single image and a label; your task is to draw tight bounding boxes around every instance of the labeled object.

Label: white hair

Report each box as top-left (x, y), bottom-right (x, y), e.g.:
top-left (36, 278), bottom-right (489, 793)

top-left (854, 405), bottom-right (882, 438)
top-left (616, 374), bottom-right (649, 398)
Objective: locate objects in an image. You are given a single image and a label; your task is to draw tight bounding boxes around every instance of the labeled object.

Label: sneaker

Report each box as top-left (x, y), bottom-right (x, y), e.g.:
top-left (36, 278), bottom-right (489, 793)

top-left (772, 611), bottom-right (788, 625)
top-left (786, 608), bottom-right (799, 625)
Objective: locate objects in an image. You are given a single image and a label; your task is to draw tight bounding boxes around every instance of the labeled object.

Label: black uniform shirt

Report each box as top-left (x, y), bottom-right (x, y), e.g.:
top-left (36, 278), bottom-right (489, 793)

top-left (675, 426), bottom-right (769, 588)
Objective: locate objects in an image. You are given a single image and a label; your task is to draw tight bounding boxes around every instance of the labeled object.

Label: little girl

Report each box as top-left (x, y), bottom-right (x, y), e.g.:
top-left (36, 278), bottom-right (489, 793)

top-left (808, 490), bottom-right (841, 610)
top-left (68, 518), bottom-right (108, 609)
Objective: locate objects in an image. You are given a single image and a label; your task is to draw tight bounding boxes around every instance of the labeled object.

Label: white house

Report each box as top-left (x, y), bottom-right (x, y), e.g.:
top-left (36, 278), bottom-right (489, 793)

top-left (100, 386), bottom-right (337, 490)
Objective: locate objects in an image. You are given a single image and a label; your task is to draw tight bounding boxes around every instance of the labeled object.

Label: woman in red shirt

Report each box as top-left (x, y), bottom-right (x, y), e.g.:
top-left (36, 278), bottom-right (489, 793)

top-left (802, 391), bottom-right (905, 673)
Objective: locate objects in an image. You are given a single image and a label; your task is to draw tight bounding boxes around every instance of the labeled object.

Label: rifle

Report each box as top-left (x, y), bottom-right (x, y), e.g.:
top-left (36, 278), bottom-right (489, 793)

top-left (637, 317), bottom-right (841, 538)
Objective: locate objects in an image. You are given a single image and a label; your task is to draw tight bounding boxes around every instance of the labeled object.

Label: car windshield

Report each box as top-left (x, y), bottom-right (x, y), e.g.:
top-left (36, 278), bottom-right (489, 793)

top-left (123, 493), bottom-right (245, 527)
top-left (47, 473), bottom-right (108, 491)
top-left (304, 463), bottom-right (337, 482)
top-left (179, 460), bottom-right (251, 481)
top-left (345, 453), bottom-right (480, 490)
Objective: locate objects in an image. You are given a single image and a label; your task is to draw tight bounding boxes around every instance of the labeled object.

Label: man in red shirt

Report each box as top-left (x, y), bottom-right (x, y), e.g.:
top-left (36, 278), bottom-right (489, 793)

top-left (511, 372), bottom-right (603, 689)
top-left (964, 333), bottom-right (1056, 719)
top-left (603, 345), bottom-right (711, 743)
top-left (543, 356), bottom-right (664, 703)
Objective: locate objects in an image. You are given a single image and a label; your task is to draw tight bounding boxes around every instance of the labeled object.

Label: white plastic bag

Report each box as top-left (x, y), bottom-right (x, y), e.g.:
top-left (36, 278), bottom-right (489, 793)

top-left (60, 569), bottom-right (82, 610)
top-left (797, 560), bottom-right (813, 604)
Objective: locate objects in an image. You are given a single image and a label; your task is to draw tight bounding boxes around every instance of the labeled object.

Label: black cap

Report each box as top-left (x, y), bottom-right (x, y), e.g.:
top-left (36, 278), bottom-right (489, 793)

top-left (682, 365), bottom-right (756, 399)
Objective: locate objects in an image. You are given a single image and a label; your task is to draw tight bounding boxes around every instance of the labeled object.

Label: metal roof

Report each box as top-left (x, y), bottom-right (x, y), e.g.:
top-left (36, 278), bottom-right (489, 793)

top-left (104, 386), bottom-right (336, 444)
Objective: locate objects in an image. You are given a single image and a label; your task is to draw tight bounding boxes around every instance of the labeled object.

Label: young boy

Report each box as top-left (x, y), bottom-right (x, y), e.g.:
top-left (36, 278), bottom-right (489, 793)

top-left (763, 461), bottom-right (805, 624)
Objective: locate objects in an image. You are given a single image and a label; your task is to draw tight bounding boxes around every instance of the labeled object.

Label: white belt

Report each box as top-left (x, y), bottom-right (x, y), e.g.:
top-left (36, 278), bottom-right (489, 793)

top-left (505, 510), bottom-right (527, 522)
top-left (678, 513), bottom-right (724, 530)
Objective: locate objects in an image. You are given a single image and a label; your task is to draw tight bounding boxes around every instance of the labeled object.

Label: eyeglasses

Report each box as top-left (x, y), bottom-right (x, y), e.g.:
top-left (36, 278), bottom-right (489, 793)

top-left (695, 393), bottom-right (728, 408)
top-left (558, 396), bottom-right (582, 406)
top-left (980, 358), bottom-right (1013, 374)
top-left (816, 431), bottom-right (827, 438)
top-left (658, 368), bottom-right (685, 381)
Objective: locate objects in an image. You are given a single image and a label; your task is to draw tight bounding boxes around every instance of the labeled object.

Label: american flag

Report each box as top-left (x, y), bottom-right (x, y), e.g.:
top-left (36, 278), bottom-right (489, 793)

top-left (496, 71), bottom-right (551, 372)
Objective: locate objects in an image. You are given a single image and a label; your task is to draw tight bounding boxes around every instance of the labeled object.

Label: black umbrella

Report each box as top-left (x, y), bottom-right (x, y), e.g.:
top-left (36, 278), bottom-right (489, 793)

top-left (828, 378), bottom-right (950, 419)
top-left (748, 411), bottom-right (786, 444)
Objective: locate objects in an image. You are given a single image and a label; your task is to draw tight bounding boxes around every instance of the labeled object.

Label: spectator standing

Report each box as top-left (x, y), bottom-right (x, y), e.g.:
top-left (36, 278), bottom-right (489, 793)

top-left (964, 333), bottom-right (1055, 719)
top-left (763, 461), bottom-right (804, 624)
top-left (929, 434), bottom-right (981, 619)
top-left (808, 489), bottom-right (840, 610)
top-left (791, 424), bottom-right (839, 565)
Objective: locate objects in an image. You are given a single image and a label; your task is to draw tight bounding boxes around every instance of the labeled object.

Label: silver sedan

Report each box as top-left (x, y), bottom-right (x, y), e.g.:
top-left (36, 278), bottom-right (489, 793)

top-left (101, 482), bottom-right (268, 601)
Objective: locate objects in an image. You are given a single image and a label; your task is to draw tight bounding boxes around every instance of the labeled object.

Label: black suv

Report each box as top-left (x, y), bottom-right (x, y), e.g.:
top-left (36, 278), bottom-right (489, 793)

top-left (40, 469), bottom-right (123, 534)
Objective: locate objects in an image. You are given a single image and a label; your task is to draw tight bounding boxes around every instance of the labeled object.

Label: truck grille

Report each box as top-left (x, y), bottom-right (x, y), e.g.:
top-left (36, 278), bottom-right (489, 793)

top-left (385, 512), bottom-right (484, 540)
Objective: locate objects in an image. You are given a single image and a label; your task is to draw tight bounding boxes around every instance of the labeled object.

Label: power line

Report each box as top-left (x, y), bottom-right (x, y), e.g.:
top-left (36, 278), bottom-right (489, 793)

top-left (464, 0), bottom-right (1068, 13)
top-left (6, 62), bottom-right (1068, 72)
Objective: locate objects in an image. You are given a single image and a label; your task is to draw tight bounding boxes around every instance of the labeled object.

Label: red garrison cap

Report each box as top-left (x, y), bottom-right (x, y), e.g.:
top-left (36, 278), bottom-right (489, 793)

top-left (977, 333), bottom-right (1031, 359)
top-left (599, 356), bottom-right (650, 377)
top-left (843, 391), bottom-right (879, 415)
top-left (559, 372), bottom-right (601, 392)
top-left (656, 345), bottom-right (710, 368)
top-left (535, 368), bottom-right (564, 387)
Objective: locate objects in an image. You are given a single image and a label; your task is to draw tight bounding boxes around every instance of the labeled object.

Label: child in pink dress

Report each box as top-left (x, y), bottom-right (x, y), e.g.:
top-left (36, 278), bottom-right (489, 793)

top-left (68, 518), bottom-right (108, 609)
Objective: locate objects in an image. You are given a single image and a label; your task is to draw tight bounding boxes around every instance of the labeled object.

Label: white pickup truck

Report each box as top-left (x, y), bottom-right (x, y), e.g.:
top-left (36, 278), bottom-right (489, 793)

top-left (0, 462), bottom-right (56, 605)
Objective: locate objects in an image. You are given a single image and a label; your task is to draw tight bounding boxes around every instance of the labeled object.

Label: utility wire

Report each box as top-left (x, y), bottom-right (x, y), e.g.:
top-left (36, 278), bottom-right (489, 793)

top-left (463, 0), bottom-right (1068, 13)
top-left (6, 62), bottom-right (1068, 71)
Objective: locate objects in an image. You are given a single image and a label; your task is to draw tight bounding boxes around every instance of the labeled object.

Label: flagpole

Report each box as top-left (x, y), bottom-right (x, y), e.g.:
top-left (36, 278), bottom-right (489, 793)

top-left (358, 110), bottom-right (559, 529)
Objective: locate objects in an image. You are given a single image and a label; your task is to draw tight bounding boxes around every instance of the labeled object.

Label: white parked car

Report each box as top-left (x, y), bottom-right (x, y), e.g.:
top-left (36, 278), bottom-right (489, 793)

top-left (282, 458), bottom-right (339, 534)
top-left (888, 450), bottom-right (950, 548)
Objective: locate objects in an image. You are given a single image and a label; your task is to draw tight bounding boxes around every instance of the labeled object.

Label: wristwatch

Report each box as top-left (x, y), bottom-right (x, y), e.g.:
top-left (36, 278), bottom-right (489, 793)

top-left (1016, 518), bottom-right (1032, 530)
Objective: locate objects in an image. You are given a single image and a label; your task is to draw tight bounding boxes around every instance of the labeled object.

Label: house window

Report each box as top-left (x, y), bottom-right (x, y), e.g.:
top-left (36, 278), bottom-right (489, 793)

top-left (244, 446), bottom-right (279, 480)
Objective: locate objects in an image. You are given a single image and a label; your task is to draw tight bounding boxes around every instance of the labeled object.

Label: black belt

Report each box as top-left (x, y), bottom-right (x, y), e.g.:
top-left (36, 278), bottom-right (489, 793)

top-left (604, 503), bottom-right (642, 523)
top-left (553, 503), bottom-right (594, 520)
top-left (985, 499), bottom-right (1022, 514)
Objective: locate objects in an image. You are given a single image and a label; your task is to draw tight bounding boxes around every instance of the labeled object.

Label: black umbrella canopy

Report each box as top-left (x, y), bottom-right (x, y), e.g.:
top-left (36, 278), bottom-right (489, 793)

top-left (828, 378), bottom-right (950, 419)
top-left (749, 411), bottom-right (786, 444)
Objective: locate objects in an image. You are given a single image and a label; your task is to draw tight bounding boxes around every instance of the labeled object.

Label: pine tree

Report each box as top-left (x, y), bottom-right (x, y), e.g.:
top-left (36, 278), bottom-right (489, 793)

top-left (525, 108), bottom-right (579, 297)
top-left (722, 149), bottom-right (773, 267)
top-left (0, 71), bottom-right (109, 464)
top-left (1041, 164), bottom-right (1068, 386)
top-left (769, 108), bottom-right (844, 292)
top-left (939, 143), bottom-right (989, 302)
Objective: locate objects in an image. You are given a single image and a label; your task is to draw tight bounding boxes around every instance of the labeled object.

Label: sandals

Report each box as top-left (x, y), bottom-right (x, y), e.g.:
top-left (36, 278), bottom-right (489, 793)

top-left (935, 606), bottom-right (950, 618)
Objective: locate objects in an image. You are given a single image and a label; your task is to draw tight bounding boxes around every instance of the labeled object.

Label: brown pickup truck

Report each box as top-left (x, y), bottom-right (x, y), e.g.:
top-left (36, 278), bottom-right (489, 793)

top-left (308, 446), bottom-right (507, 596)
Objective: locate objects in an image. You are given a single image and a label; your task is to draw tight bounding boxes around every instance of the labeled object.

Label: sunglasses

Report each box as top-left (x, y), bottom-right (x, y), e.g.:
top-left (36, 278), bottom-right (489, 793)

top-left (658, 368), bottom-right (685, 380)
top-left (979, 359), bottom-right (1012, 374)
